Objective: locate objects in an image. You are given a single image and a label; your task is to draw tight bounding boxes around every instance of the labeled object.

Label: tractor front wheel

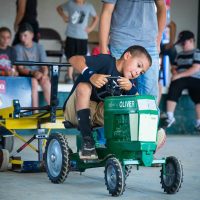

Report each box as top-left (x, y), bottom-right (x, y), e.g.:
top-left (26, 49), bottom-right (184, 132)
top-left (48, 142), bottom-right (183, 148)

top-left (160, 156), bottom-right (183, 194)
top-left (104, 157), bottom-right (125, 196)
top-left (45, 133), bottom-right (70, 184)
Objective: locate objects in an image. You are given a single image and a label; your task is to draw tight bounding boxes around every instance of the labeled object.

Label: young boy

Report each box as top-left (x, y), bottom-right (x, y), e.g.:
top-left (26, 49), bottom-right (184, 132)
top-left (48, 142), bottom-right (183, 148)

top-left (63, 45), bottom-right (152, 159)
top-left (57, 0), bottom-right (99, 83)
top-left (164, 30), bottom-right (200, 130)
top-left (0, 27), bottom-right (18, 76)
top-left (14, 23), bottom-right (51, 108)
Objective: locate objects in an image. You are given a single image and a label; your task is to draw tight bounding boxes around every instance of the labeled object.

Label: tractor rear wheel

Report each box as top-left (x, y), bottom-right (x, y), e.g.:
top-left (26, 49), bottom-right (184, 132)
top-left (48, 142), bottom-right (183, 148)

top-left (3, 136), bottom-right (14, 153)
top-left (0, 136), bottom-right (14, 153)
top-left (105, 157), bottom-right (125, 196)
top-left (45, 133), bottom-right (70, 183)
top-left (160, 156), bottom-right (183, 194)
top-left (0, 149), bottom-right (9, 171)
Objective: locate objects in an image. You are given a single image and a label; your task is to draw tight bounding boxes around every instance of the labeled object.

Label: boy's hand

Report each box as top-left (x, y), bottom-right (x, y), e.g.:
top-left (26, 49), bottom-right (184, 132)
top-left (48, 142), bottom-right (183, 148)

top-left (85, 27), bottom-right (92, 33)
top-left (32, 70), bottom-right (43, 80)
top-left (171, 74), bottom-right (182, 81)
top-left (117, 77), bottom-right (132, 91)
top-left (90, 74), bottom-right (110, 88)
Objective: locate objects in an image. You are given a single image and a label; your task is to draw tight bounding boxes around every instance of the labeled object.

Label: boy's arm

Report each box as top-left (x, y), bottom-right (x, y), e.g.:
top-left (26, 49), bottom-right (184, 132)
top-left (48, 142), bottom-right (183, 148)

top-left (171, 64), bottom-right (178, 75)
top-left (17, 65), bottom-right (32, 76)
top-left (172, 64), bottom-right (200, 81)
top-left (69, 55), bottom-right (110, 88)
top-left (99, 3), bottom-right (115, 54)
top-left (12, 65), bottom-right (19, 76)
top-left (86, 15), bottom-right (99, 33)
top-left (57, 5), bottom-right (69, 23)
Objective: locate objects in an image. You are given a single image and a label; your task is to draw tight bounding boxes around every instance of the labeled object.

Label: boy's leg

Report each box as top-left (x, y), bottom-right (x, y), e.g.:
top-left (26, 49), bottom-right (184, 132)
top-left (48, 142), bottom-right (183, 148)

top-left (189, 79), bottom-right (200, 131)
top-left (31, 78), bottom-right (39, 108)
top-left (65, 37), bottom-right (75, 83)
top-left (164, 79), bottom-right (186, 128)
top-left (75, 83), bottom-right (98, 159)
top-left (195, 104), bottom-right (200, 131)
top-left (40, 76), bottom-right (51, 105)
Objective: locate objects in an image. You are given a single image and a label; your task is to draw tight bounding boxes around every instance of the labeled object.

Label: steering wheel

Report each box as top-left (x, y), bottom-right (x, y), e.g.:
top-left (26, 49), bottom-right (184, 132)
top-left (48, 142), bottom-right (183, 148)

top-left (94, 76), bottom-right (123, 101)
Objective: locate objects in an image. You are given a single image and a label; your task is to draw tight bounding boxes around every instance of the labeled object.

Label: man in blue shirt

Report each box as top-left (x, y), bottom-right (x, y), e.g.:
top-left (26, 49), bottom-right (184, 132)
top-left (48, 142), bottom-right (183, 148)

top-left (99, 0), bottom-right (166, 100)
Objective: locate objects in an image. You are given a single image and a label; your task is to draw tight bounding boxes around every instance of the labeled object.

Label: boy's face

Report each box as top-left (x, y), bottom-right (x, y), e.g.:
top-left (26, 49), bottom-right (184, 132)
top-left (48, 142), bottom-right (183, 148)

top-left (19, 31), bottom-right (34, 47)
top-left (122, 52), bottom-right (150, 79)
top-left (0, 31), bottom-right (11, 49)
top-left (180, 39), bottom-right (194, 51)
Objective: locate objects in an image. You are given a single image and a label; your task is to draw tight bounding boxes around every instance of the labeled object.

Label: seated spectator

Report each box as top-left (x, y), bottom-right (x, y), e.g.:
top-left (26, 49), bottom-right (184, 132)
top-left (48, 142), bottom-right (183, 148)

top-left (14, 23), bottom-right (51, 108)
top-left (163, 30), bottom-right (200, 131)
top-left (0, 27), bottom-right (18, 76)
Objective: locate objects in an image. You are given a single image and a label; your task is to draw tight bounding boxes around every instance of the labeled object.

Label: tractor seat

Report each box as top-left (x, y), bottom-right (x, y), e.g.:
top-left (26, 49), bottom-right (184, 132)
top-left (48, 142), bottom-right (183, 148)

top-left (62, 120), bottom-right (102, 130)
top-left (63, 121), bottom-right (76, 129)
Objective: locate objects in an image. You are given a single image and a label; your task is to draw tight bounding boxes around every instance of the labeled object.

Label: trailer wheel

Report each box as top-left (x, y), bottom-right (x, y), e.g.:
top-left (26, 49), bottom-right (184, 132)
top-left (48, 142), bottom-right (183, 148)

top-left (160, 156), bottom-right (183, 194)
top-left (105, 157), bottom-right (125, 196)
top-left (45, 133), bottom-right (70, 183)
top-left (0, 149), bottom-right (9, 171)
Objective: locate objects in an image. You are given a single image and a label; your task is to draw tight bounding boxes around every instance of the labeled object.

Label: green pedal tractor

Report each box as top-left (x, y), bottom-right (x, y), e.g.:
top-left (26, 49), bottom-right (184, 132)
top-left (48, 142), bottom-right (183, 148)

top-left (45, 77), bottom-right (183, 196)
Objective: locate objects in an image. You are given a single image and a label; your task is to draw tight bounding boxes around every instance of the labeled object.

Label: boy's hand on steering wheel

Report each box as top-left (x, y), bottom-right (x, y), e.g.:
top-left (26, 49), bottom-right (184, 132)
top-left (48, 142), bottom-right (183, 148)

top-left (117, 77), bottom-right (132, 91)
top-left (90, 74), bottom-right (111, 88)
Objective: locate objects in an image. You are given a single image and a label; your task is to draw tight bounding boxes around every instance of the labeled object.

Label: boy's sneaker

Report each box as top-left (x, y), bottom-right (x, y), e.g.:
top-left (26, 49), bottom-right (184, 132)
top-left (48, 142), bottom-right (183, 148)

top-left (162, 117), bottom-right (175, 128)
top-left (80, 137), bottom-right (98, 160)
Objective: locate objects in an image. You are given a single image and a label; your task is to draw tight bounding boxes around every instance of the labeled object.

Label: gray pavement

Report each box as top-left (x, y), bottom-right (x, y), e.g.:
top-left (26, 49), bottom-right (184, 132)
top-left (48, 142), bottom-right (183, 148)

top-left (0, 135), bottom-right (200, 200)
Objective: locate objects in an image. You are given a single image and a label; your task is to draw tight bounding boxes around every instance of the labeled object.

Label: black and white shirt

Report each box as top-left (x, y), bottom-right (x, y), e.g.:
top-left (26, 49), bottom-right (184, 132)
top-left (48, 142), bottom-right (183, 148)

top-left (174, 49), bottom-right (200, 79)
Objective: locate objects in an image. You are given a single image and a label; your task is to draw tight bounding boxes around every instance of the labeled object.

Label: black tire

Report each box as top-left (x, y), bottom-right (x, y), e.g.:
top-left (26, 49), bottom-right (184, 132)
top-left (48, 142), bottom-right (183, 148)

top-left (160, 156), bottom-right (183, 194)
top-left (0, 135), bottom-right (3, 149)
top-left (45, 133), bottom-right (70, 183)
top-left (125, 165), bottom-right (132, 179)
top-left (3, 136), bottom-right (14, 153)
top-left (105, 157), bottom-right (125, 196)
